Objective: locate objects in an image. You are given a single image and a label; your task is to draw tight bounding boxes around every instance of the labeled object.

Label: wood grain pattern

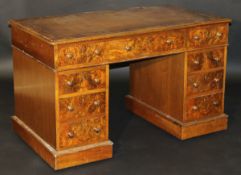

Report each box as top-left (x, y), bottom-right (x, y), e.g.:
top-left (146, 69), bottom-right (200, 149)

top-left (11, 27), bottom-right (55, 67)
top-left (55, 141), bottom-right (112, 170)
top-left (59, 92), bottom-right (106, 122)
top-left (13, 47), bottom-right (56, 147)
top-left (181, 115), bottom-right (228, 139)
top-left (57, 29), bottom-right (185, 68)
top-left (9, 6), bottom-right (231, 43)
top-left (10, 6), bottom-right (231, 169)
top-left (125, 95), bottom-right (228, 140)
top-left (187, 70), bottom-right (223, 96)
top-left (185, 93), bottom-right (223, 122)
top-left (187, 47), bottom-right (225, 72)
top-left (58, 67), bottom-right (106, 96)
top-left (12, 116), bottom-right (113, 170)
top-left (10, 6), bottom-right (230, 70)
top-left (129, 48), bottom-right (226, 124)
top-left (130, 54), bottom-right (185, 121)
top-left (188, 24), bottom-right (228, 48)
top-left (59, 115), bottom-right (107, 149)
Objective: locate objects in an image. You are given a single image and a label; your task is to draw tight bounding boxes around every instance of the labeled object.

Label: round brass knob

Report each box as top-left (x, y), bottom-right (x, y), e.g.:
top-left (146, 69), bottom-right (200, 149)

top-left (125, 45), bottom-right (132, 51)
top-left (193, 59), bottom-right (200, 65)
top-left (216, 32), bottom-right (222, 38)
top-left (213, 57), bottom-right (220, 62)
top-left (68, 131), bottom-right (74, 138)
top-left (193, 35), bottom-right (200, 40)
top-left (166, 39), bottom-right (173, 44)
top-left (94, 49), bottom-right (101, 55)
top-left (213, 101), bottom-right (220, 106)
top-left (66, 53), bottom-right (73, 59)
top-left (193, 82), bottom-right (199, 88)
top-left (93, 127), bottom-right (101, 134)
top-left (213, 78), bottom-right (220, 83)
top-left (93, 100), bottom-right (100, 106)
top-left (67, 105), bottom-right (74, 112)
top-left (192, 105), bottom-right (199, 111)
top-left (67, 80), bottom-right (74, 87)
top-left (94, 78), bottom-right (100, 84)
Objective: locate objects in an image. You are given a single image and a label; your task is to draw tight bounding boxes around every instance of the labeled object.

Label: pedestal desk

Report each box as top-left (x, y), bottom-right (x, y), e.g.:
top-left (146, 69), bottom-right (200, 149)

top-left (10, 6), bottom-right (231, 170)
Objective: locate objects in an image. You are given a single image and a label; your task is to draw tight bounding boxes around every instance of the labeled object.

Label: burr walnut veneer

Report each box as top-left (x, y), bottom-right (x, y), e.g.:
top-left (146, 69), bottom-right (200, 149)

top-left (10, 6), bottom-right (231, 170)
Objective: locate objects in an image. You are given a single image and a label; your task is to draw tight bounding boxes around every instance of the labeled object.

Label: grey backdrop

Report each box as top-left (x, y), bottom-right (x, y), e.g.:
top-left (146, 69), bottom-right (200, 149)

top-left (0, 1), bottom-right (241, 175)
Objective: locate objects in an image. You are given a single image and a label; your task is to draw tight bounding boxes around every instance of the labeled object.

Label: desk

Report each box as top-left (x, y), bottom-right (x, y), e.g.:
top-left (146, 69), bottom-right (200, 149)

top-left (10, 6), bottom-right (231, 170)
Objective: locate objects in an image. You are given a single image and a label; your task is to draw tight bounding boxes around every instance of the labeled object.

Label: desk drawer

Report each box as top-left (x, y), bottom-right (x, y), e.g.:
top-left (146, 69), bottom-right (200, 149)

top-left (188, 24), bottom-right (228, 49)
top-left (57, 30), bottom-right (185, 67)
top-left (59, 92), bottom-right (106, 122)
top-left (58, 66), bottom-right (106, 96)
top-left (187, 70), bottom-right (223, 96)
top-left (185, 93), bottom-right (223, 122)
top-left (187, 47), bottom-right (225, 73)
top-left (59, 115), bottom-right (107, 149)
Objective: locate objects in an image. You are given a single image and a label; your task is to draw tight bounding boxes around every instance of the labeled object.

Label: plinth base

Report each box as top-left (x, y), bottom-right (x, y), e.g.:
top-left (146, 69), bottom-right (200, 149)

top-left (12, 116), bottom-right (113, 170)
top-left (125, 95), bottom-right (228, 140)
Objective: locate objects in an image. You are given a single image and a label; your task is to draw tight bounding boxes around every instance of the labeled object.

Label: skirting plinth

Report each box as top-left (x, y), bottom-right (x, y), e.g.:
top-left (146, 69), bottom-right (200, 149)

top-left (125, 95), bottom-right (228, 140)
top-left (12, 116), bottom-right (113, 170)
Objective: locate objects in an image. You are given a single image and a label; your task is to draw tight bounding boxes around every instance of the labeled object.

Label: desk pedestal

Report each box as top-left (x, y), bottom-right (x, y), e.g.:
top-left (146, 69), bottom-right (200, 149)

top-left (126, 53), bottom-right (228, 139)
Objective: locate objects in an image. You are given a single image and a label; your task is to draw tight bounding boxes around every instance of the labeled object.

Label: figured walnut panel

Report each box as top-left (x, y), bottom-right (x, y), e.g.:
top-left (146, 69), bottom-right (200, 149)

top-left (57, 29), bottom-right (185, 68)
top-left (58, 67), bottom-right (106, 96)
top-left (187, 70), bottom-right (224, 96)
top-left (185, 93), bottom-right (223, 122)
top-left (59, 92), bottom-right (106, 122)
top-left (187, 47), bottom-right (225, 72)
top-left (59, 115), bottom-right (107, 149)
top-left (188, 24), bottom-right (228, 49)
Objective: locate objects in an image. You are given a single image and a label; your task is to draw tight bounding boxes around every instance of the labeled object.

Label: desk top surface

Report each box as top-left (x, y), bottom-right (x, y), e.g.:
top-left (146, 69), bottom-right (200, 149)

top-left (10, 5), bottom-right (231, 43)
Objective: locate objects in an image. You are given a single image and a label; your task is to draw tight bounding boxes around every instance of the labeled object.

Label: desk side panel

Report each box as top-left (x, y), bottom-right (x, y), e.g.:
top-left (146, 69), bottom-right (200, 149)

top-left (13, 48), bottom-right (56, 147)
top-left (129, 54), bottom-right (185, 121)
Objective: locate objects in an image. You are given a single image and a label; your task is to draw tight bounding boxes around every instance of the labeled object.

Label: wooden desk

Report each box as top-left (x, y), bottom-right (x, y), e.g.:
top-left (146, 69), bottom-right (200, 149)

top-left (10, 6), bottom-right (231, 170)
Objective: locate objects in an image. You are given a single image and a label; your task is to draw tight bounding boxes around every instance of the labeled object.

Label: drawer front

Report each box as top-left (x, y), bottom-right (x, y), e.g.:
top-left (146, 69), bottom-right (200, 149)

top-left (187, 48), bottom-right (225, 72)
top-left (58, 67), bottom-right (106, 96)
top-left (59, 115), bottom-right (107, 149)
top-left (185, 93), bottom-right (223, 121)
top-left (188, 24), bottom-right (228, 49)
top-left (187, 70), bottom-right (223, 96)
top-left (59, 92), bottom-right (106, 122)
top-left (57, 30), bottom-right (185, 67)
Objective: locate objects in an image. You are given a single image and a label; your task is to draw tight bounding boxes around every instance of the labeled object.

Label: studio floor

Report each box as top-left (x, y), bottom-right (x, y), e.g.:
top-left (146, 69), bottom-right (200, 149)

top-left (0, 66), bottom-right (241, 175)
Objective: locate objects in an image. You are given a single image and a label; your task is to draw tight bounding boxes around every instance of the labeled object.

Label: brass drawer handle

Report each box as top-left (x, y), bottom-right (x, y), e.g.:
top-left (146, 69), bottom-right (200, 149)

top-left (125, 45), bottom-right (132, 51)
top-left (193, 59), bottom-right (200, 65)
top-left (93, 78), bottom-right (100, 84)
top-left (94, 49), bottom-right (101, 55)
top-left (213, 77), bottom-right (220, 83)
top-left (93, 100), bottom-right (100, 106)
top-left (193, 35), bottom-right (200, 40)
top-left (213, 57), bottom-right (221, 62)
top-left (67, 131), bottom-right (75, 138)
top-left (216, 32), bottom-right (223, 38)
top-left (93, 127), bottom-right (101, 134)
top-left (193, 82), bottom-right (199, 88)
top-left (213, 101), bottom-right (220, 106)
top-left (192, 105), bottom-right (199, 111)
top-left (66, 52), bottom-right (73, 59)
top-left (66, 80), bottom-right (74, 87)
top-left (67, 105), bottom-right (74, 112)
top-left (166, 39), bottom-right (173, 44)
